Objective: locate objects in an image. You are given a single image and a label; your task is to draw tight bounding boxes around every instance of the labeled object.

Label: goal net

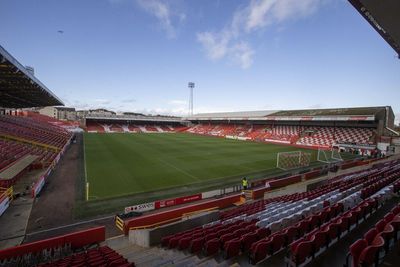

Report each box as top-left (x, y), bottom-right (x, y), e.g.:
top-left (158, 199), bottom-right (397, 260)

top-left (317, 148), bottom-right (343, 163)
top-left (331, 147), bottom-right (343, 161)
top-left (277, 151), bottom-right (311, 170)
top-left (317, 149), bottom-right (330, 163)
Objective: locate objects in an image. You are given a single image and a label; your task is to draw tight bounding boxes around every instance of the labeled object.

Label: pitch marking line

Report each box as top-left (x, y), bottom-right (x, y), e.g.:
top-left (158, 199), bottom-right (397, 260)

top-left (158, 158), bottom-right (199, 180)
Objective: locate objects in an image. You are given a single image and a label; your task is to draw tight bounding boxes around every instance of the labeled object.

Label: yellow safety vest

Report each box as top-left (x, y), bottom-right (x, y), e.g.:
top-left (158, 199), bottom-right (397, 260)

top-left (242, 179), bottom-right (248, 187)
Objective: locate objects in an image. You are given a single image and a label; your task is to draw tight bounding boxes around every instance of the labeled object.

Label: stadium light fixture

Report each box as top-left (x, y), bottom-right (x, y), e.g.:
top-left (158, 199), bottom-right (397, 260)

top-left (188, 82), bottom-right (195, 116)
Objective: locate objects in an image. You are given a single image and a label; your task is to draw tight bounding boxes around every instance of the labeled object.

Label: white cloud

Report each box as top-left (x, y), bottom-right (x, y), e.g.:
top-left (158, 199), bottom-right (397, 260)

top-left (230, 42), bottom-right (254, 69)
top-left (197, 32), bottom-right (254, 69)
top-left (197, 31), bottom-right (230, 60)
top-left (136, 0), bottom-right (182, 39)
top-left (179, 13), bottom-right (186, 23)
top-left (197, 0), bottom-right (325, 68)
top-left (245, 0), bottom-right (276, 31)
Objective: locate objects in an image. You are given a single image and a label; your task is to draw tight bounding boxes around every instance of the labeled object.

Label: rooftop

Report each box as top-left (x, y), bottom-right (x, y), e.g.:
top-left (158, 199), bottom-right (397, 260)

top-left (0, 45), bottom-right (63, 108)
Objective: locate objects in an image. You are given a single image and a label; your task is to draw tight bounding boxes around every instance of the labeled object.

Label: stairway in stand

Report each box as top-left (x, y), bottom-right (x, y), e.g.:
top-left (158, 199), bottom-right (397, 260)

top-left (105, 235), bottom-right (241, 266)
top-left (290, 135), bottom-right (300, 144)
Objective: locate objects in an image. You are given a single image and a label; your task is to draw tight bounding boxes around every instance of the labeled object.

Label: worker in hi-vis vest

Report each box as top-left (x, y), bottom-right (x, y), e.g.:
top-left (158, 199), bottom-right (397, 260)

top-left (242, 177), bottom-right (248, 190)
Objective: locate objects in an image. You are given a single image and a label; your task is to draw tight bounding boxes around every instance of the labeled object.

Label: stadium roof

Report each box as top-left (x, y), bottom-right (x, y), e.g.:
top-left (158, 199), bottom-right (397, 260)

top-left (348, 0), bottom-right (400, 57)
top-left (271, 107), bottom-right (385, 117)
top-left (189, 106), bottom-right (387, 121)
top-left (85, 113), bottom-right (182, 123)
top-left (0, 45), bottom-right (63, 108)
top-left (190, 110), bottom-right (278, 119)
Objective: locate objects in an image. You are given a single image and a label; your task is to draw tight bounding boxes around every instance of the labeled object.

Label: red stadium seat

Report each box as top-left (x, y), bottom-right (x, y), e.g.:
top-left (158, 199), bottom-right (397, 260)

top-left (223, 238), bottom-right (241, 259)
top-left (249, 239), bottom-right (273, 264)
top-left (241, 232), bottom-right (258, 252)
top-left (348, 239), bottom-right (368, 267)
top-left (359, 235), bottom-right (384, 267)
top-left (364, 228), bottom-right (378, 245)
top-left (189, 237), bottom-right (204, 254)
top-left (204, 238), bottom-right (220, 256)
top-left (291, 240), bottom-right (313, 265)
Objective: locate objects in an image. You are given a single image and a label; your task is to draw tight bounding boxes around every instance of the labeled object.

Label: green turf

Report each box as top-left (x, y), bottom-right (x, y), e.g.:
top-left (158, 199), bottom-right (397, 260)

top-left (84, 133), bottom-right (319, 199)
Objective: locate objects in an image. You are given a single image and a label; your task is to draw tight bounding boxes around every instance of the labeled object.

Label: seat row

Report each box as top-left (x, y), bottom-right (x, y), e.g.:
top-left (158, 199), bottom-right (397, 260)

top-left (0, 116), bottom-right (71, 148)
top-left (250, 201), bottom-right (345, 264)
top-left (157, 160), bottom-right (399, 264)
top-left (36, 246), bottom-right (133, 267)
top-left (251, 165), bottom-right (399, 265)
top-left (186, 124), bottom-right (374, 147)
top-left (0, 139), bottom-right (57, 170)
top-left (287, 197), bottom-right (380, 267)
top-left (161, 220), bottom-right (259, 254)
top-left (220, 163), bottom-right (387, 221)
top-left (347, 203), bottom-right (400, 267)
top-left (286, 173), bottom-right (400, 267)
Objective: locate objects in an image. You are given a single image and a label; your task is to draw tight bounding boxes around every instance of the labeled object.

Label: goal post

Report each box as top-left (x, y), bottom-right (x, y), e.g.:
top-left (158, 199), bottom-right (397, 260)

top-left (277, 151), bottom-right (311, 170)
top-left (317, 149), bottom-right (330, 163)
top-left (317, 148), bottom-right (343, 163)
top-left (331, 147), bottom-right (343, 161)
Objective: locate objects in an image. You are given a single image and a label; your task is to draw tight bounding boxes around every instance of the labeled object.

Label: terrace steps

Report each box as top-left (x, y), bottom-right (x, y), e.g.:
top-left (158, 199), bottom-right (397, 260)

top-left (106, 235), bottom-right (241, 266)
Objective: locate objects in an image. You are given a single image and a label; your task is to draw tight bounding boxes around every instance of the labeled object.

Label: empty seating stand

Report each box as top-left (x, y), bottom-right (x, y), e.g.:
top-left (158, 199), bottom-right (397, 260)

top-left (184, 123), bottom-right (375, 148)
top-left (0, 115), bottom-right (73, 187)
top-left (346, 200), bottom-right (400, 267)
top-left (0, 116), bottom-right (71, 148)
top-left (156, 160), bottom-right (400, 266)
top-left (37, 246), bottom-right (134, 267)
top-left (85, 122), bottom-right (182, 133)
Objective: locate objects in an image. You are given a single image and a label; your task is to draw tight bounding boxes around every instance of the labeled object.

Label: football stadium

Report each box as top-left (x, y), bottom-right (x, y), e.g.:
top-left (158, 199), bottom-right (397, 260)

top-left (1, 1), bottom-right (400, 267)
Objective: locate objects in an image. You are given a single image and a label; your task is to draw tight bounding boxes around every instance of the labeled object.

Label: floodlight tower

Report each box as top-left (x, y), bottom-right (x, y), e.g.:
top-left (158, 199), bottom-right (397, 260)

top-left (188, 82), bottom-right (195, 116)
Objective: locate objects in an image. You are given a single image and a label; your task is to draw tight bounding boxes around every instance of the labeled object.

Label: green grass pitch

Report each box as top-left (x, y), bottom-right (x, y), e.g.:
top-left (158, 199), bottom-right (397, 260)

top-left (84, 133), bottom-right (318, 199)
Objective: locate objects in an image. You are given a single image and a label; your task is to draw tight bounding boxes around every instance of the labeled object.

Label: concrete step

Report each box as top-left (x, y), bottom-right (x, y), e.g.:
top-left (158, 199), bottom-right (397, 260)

top-left (117, 245), bottom-right (148, 257)
top-left (173, 254), bottom-right (202, 267)
top-left (196, 258), bottom-right (220, 267)
top-left (104, 235), bottom-right (130, 250)
top-left (126, 247), bottom-right (162, 262)
top-left (151, 258), bottom-right (175, 267)
top-left (135, 255), bottom-right (164, 266)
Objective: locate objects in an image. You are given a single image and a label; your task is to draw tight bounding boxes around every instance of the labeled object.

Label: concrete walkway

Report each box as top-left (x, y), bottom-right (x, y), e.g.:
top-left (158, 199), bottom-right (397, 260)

top-left (0, 168), bottom-right (45, 249)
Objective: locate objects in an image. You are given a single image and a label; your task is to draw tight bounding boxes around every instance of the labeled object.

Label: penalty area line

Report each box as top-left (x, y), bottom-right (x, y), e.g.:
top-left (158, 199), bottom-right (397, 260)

top-left (158, 158), bottom-right (199, 180)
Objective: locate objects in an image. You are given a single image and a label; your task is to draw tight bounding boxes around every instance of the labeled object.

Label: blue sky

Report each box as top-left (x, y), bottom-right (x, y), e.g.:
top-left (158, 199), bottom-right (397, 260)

top-left (1, 0), bottom-right (399, 122)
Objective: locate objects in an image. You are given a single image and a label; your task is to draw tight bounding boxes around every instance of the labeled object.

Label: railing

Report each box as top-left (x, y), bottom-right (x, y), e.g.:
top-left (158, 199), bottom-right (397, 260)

top-left (128, 206), bottom-right (219, 231)
top-left (0, 134), bottom-right (60, 152)
top-left (129, 216), bottom-right (182, 231)
top-left (0, 186), bottom-right (13, 201)
top-left (182, 206), bottom-right (218, 218)
top-left (0, 186), bottom-right (13, 216)
top-left (0, 226), bottom-right (105, 265)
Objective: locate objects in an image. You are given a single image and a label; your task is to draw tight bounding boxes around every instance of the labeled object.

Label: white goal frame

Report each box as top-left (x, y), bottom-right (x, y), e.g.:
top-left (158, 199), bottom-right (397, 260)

top-left (331, 147), bottom-right (343, 161)
top-left (277, 151), bottom-right (311, 170)
top-left (317, 149), bottom-right (331, 163)
top-left (317, 148), bottom-right (343, 163)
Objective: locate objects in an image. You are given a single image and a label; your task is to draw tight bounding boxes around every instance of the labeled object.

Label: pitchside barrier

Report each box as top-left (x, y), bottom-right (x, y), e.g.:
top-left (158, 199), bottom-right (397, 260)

top-left (31, 135), bottom-right (73, 198)
top-left (118, 156), bottom-right (385, 234)
top-left (123, 186), bottom-right (242, 214)
top-left (0, 226), bottom-right (105, 263)
top-left (121, 194), bottom-right (241, 235)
